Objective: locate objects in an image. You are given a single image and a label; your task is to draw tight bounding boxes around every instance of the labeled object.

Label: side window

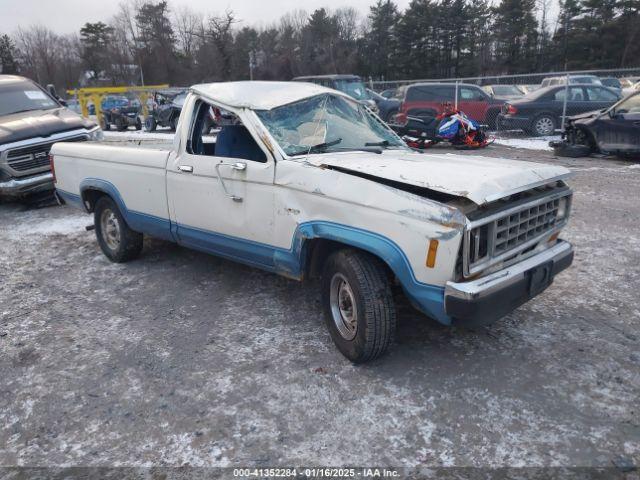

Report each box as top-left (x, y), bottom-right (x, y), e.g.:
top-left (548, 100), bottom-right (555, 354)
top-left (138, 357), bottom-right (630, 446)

top-left (554, 87), bottom-right (585, 101)
top-left (586, 87), bottom-right (617, 102)
top-left (460, 87), bottom-right (483, 100)
top-left (187, 100), bottom-right (267, 163)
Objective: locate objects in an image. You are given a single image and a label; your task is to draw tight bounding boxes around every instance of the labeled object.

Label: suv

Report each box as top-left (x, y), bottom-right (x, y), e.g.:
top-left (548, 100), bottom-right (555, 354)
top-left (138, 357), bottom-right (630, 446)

top-left (292, 74), bottom-right (378, 113)
top-left (393, 83), bottom-right (504, 129)
top-left (0, 75), bottom-right (101, 198)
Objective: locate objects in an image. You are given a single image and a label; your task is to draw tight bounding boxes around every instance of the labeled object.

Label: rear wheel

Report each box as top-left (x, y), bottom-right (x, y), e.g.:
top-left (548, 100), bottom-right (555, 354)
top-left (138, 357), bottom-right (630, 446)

top-left (321, 250), bottom-right (396, 363)
top-left (170, 115), bottom-right (178, 131)
top-left (100, 116), bottom-right (110, 131)
top-left (531, 114), bottom-right (556, 136)
top-left (94, 196), bottom-right (143, 263)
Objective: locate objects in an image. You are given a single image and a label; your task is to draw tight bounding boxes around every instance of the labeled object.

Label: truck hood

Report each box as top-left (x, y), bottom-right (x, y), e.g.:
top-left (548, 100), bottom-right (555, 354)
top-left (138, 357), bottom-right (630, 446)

top-left (306, 150), bottom-right (571, 205)
top-left (0, 108), bottom-right (96, 146)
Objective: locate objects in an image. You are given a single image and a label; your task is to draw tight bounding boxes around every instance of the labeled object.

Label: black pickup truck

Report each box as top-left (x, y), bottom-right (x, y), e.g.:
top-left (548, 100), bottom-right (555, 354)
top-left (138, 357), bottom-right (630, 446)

top-left (0, 75), bottom-right (101, 198)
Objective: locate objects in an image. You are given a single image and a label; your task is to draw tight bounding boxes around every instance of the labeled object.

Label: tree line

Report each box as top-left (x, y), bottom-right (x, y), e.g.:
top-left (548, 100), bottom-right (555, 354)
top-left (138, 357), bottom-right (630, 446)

top-left (0, 0), bottom-right (638, 92)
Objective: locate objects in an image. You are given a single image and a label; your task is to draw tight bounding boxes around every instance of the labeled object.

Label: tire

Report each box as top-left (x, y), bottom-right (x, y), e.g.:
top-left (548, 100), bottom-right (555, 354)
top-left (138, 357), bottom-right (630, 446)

top-left (101, 116), bottom-right (110, 131)
top-left (116, 118), bottom-right (128, 132)
top-left (135, 117), bottom-right (142, 130)
top-left (170, 115), bottom-right (178, 132)
top-left (384, 108), bottom-right (398, 123)
top-left (94, 196), bottom-right (143, 263)
top-left (531, 114), bottom-right (556, 136)
top-left (321, 249), bottom-right (396, 363)
top-left (145, 116), bottom-right (157, 132)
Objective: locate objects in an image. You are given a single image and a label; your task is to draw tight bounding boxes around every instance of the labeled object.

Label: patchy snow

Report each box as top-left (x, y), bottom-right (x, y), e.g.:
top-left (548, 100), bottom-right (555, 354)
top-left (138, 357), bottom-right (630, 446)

top-left (4, 207), bottom-right (90, 240)
top-left (493, 135), bottom-right (558, 151)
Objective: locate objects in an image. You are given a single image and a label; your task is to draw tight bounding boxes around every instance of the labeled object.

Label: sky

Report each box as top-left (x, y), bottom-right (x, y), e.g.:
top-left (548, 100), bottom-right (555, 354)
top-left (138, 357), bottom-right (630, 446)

top-left (0, 0), bottom-right (414, 35)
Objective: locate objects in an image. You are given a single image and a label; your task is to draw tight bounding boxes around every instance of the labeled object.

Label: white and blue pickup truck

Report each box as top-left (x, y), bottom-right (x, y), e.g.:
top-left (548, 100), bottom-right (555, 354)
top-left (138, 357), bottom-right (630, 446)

top-left (52, 81), bottom-right (574, 362)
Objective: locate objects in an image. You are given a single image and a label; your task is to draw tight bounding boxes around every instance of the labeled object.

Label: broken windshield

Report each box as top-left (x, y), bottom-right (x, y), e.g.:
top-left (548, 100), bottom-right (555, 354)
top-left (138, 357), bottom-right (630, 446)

top-left (255, 93), bottom-right (406, 157)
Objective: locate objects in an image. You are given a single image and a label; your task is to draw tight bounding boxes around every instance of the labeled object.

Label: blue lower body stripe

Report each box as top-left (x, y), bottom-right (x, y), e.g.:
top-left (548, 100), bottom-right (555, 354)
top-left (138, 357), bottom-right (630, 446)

top-left (61, 181), bottom-right (451, 325)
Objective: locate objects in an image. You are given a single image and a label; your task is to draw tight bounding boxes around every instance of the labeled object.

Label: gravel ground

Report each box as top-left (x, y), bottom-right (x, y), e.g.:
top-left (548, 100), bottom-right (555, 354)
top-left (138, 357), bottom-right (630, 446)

top-left (0, 140), bottom-right (638, 474)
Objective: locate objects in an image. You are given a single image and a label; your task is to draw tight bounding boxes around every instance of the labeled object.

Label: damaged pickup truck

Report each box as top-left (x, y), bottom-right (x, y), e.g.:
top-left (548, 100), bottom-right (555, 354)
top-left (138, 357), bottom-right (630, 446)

top-left (52, 81), bottom-right (575, 362)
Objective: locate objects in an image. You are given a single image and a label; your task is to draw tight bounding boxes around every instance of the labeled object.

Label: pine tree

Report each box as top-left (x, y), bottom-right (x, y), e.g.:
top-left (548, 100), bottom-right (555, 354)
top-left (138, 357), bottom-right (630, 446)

top-left (492, 0), bottom-right (539, 73)
top-left (0, 34), bottom-right (19, 74)
top-left (365, 0), bottom-right (400, 80)
top-left (80, 22), bottom-right (114, 81)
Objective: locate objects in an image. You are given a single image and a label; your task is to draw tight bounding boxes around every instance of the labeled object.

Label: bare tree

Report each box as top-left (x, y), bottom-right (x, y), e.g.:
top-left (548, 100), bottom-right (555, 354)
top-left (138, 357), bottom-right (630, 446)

top-left (174, 6), bottom-right (204, 58)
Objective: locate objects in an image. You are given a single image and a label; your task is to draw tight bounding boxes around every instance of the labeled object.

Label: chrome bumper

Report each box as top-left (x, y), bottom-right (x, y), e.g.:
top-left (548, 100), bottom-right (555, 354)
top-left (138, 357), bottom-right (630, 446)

top-left (0, 172), bottom-right (54, 197)
top-left (444, 241), bottom-right (574, 325)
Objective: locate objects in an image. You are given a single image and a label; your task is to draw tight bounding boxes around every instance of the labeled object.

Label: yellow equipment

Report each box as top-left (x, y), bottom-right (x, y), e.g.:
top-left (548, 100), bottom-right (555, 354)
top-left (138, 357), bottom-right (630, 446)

top-left (66, 85), bottom-right (169, 125)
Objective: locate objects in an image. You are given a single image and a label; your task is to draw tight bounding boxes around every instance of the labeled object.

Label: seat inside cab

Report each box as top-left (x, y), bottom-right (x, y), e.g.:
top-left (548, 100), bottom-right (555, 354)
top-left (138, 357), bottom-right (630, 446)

top-left (189, 102), bottom-right (267, 162)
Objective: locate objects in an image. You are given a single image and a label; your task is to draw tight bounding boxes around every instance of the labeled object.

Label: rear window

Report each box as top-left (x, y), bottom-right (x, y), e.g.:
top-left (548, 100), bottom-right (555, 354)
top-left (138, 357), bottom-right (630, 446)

top-left (406, 85), bottom-right (454, 102)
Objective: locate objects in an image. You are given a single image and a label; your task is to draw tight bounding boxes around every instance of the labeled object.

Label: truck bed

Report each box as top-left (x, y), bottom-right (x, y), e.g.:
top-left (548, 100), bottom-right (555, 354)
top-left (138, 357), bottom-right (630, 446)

top-left (51, 142), bottom-right (173, 224)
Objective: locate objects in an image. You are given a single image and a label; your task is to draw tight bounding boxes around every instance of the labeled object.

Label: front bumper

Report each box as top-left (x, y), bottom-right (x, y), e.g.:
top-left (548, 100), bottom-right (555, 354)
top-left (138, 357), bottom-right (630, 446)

top-left (444, 241), bottom-right (574, 326)
top-left (0, 172), bottom-right (54, 197)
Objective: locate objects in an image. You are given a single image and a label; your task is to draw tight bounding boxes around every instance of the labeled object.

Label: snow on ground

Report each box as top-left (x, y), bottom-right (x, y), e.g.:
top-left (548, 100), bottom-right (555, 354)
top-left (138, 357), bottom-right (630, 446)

top-left (4, 207), bottom-right (90, 240)
top-left (493, 134), bottom-right (559, 151)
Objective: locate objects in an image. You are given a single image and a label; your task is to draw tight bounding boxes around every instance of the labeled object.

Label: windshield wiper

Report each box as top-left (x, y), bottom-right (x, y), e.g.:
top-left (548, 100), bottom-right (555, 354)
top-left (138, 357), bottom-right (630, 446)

top-left (290, 137), bottom-right (343, 157)
top-left (364, 140), bottom-right (390, 147)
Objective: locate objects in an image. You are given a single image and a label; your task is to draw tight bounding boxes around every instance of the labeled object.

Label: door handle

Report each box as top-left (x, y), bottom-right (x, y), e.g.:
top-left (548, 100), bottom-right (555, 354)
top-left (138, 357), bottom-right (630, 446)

top-left (177, 165), bottom-right (193, 173)
top-left (633, 121), bottom-right (640, 126)
top-left (230, 162), bottom-right (247, 171)
top-left (215, 162), bottom-right (246, 202)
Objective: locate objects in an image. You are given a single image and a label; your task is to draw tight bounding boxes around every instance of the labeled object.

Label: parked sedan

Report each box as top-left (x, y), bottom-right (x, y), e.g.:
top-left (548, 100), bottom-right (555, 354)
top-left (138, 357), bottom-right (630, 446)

top-left (553, 91), bottom-right (640, 158)
top-left (498, 85), bottom-right (621, 136)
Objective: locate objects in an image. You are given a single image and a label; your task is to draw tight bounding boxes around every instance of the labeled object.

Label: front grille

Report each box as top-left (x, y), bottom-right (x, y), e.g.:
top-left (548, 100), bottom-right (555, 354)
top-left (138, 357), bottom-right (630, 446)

top-left (463, 187), bottom-right (572, 277)
top-left (6, 136), bottom-right (87, 172)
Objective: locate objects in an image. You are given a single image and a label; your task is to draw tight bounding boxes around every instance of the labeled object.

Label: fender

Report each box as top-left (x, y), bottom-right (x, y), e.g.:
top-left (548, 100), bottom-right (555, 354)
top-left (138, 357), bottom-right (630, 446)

top-left (78, 178), bottom-right (175, 242)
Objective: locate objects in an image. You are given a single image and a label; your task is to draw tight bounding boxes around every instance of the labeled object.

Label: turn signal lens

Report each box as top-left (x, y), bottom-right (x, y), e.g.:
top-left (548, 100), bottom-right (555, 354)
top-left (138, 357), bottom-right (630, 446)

top-left (426, 239), bottom-right (439, 268)
top-left (548, 232), bottom-right (560, 243)
top-left (49, 154), bottom-right (56, 184)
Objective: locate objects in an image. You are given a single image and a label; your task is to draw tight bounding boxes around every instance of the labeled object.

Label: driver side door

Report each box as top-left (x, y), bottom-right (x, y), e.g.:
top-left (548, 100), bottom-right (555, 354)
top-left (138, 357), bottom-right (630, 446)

top-left (167, 97), bottom-right (279, 269)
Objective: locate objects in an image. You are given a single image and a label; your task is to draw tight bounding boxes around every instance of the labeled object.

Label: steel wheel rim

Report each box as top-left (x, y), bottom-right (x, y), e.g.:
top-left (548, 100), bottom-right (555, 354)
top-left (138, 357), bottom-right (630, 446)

top-left (329, 273), bottom-right (358, 340)
top-left (100, 208), bottom-right (121, 250)
top-left (535, 117), bottom-right (554, 135)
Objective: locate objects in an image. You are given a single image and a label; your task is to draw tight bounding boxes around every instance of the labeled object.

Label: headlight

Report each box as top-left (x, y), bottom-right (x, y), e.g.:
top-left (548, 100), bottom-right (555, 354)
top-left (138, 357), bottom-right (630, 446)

top-left (88, 126), bottom-right (104, 142)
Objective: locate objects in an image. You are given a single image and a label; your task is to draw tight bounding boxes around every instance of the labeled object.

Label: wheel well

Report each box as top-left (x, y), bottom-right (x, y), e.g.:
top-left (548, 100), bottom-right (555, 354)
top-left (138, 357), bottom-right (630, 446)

top-left (81, 189), bottom-right (109, 213)
top-left (304, 238), bottom-right (394, 281)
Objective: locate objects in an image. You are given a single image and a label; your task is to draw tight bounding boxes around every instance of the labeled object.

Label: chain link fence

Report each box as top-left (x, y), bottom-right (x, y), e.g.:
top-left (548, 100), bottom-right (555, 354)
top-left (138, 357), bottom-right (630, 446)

top-left (370, 68), bottom-right (640, 140)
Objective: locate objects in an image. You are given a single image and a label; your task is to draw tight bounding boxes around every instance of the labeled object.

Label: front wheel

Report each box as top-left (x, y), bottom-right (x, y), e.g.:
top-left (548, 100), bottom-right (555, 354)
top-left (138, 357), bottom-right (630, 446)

top-left (94, 196), bottom-right (143, 263)
top-left (135, 117), bottom-right (142, 130)
top-left (321, 250), bottom-right (396, 363)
